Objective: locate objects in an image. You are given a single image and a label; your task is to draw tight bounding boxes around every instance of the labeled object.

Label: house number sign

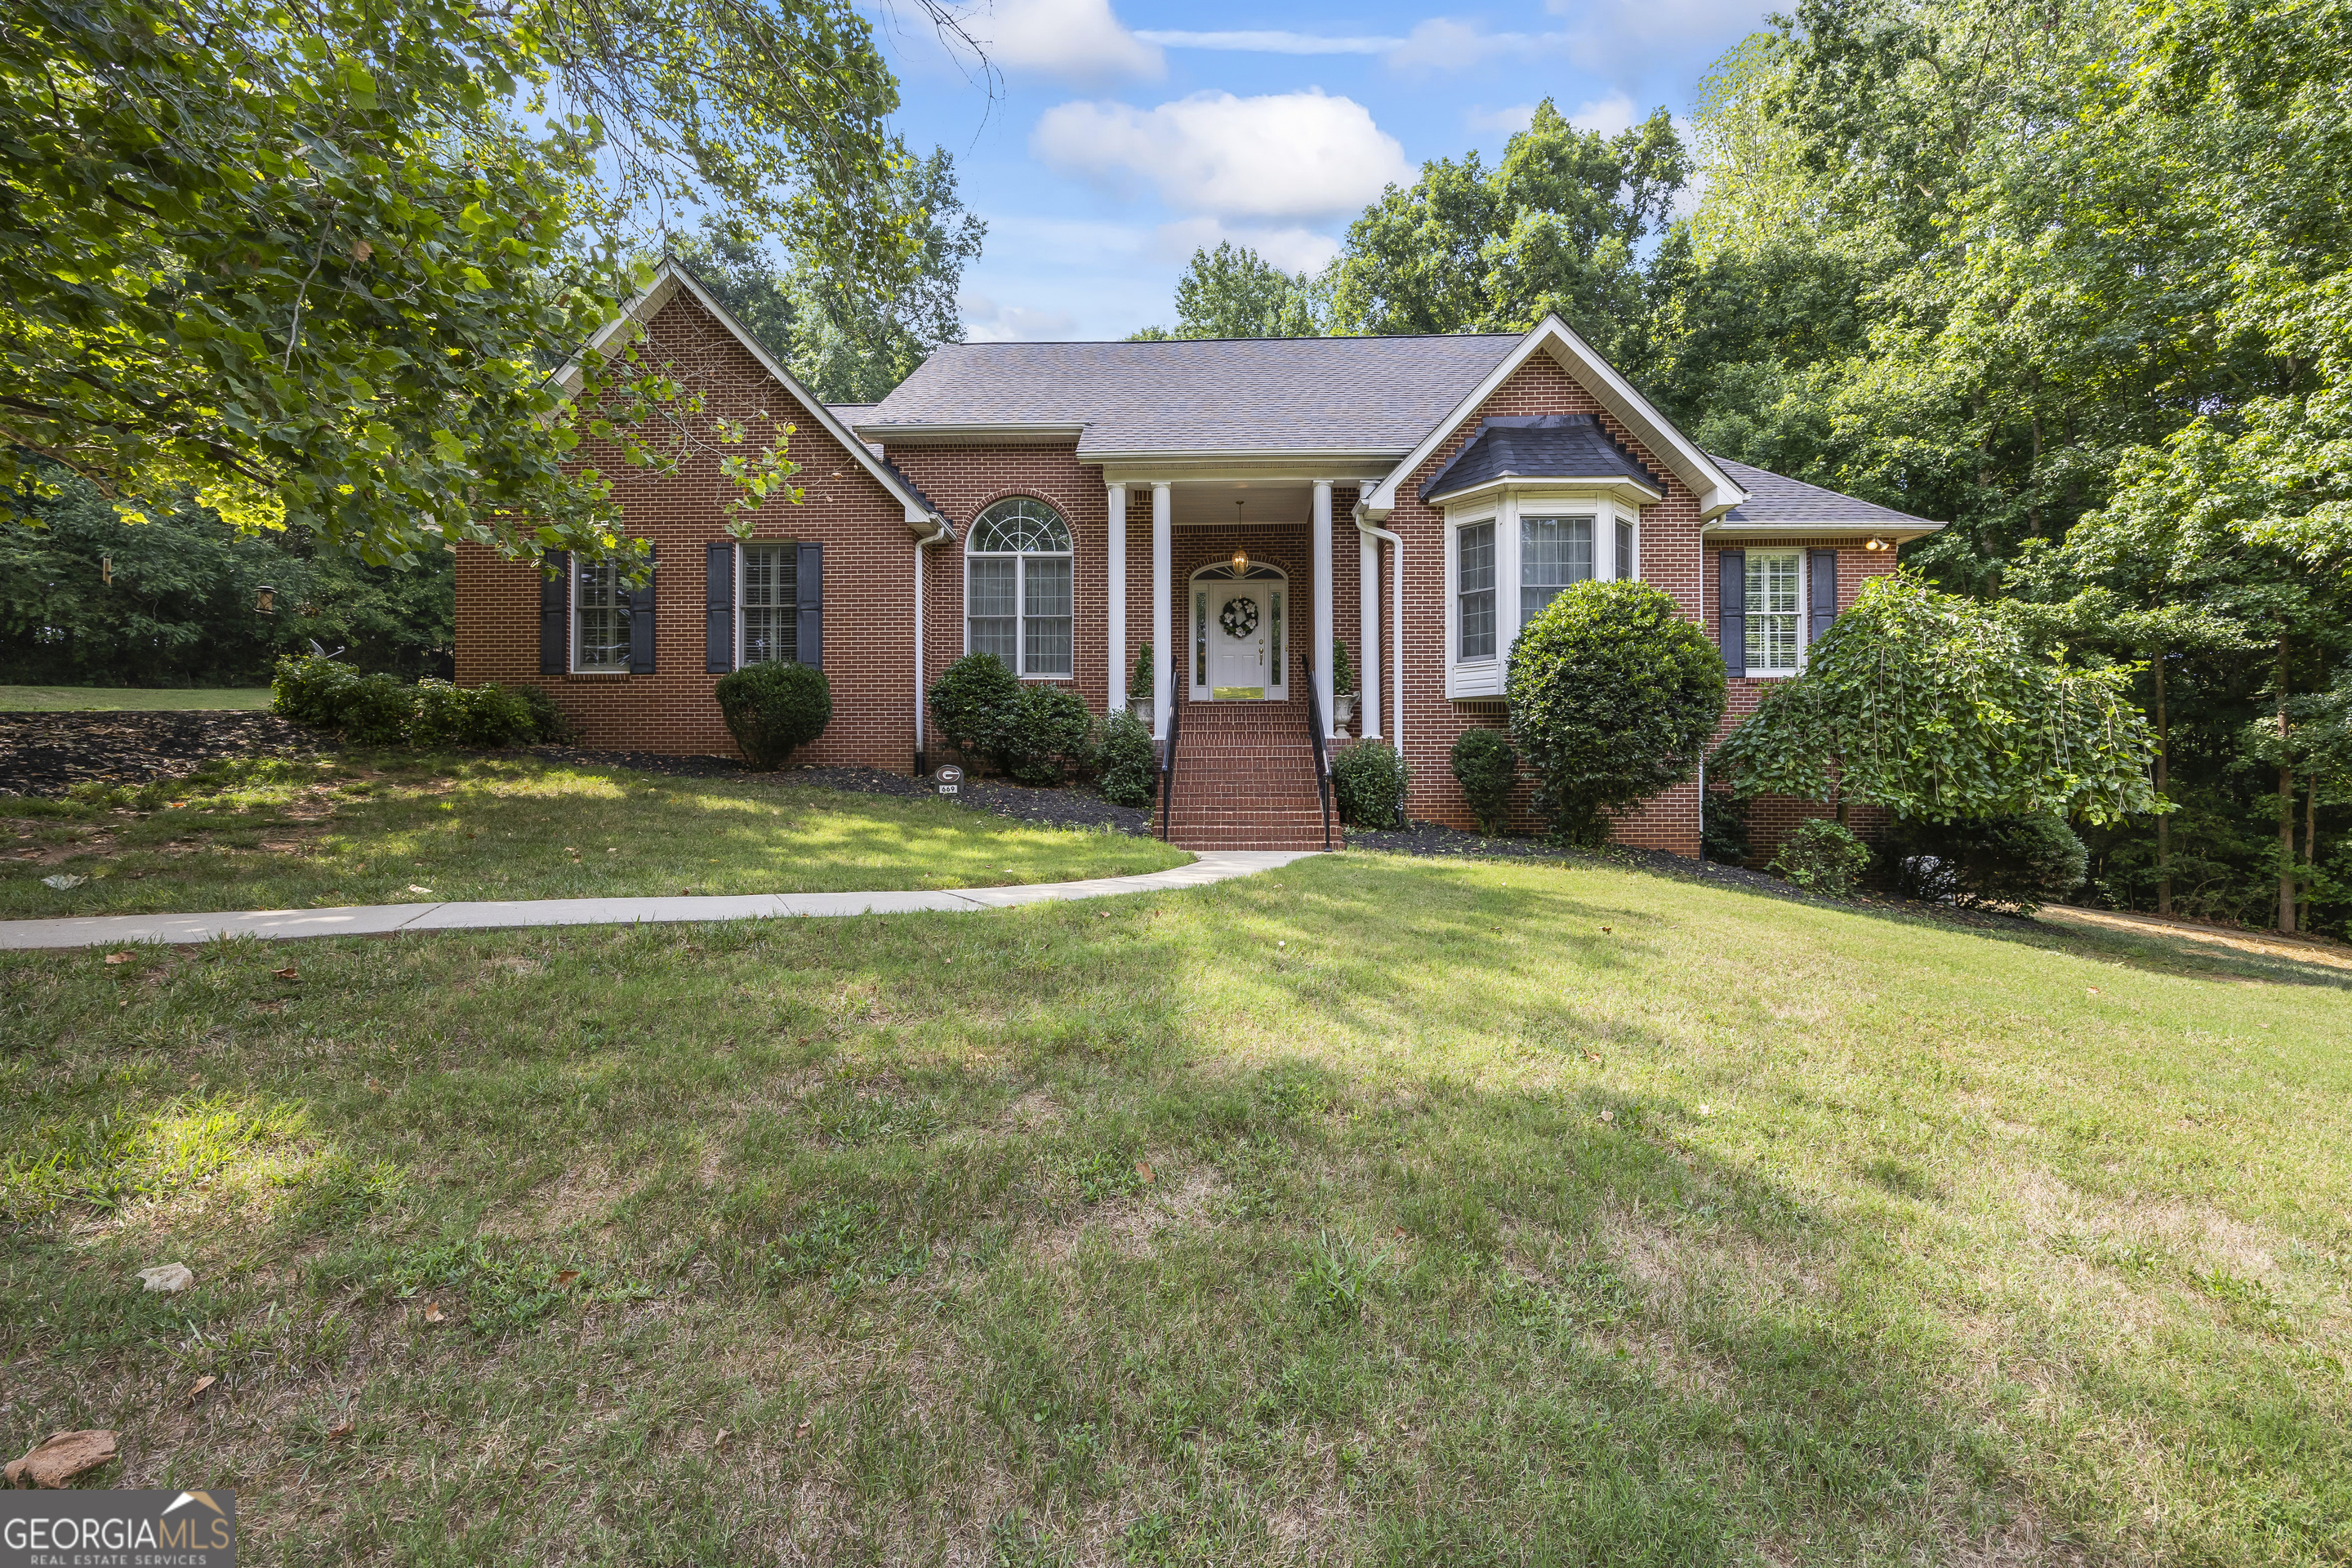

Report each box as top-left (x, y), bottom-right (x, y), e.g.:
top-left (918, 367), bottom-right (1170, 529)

top-left (935, 764), bottom-right (964, 796)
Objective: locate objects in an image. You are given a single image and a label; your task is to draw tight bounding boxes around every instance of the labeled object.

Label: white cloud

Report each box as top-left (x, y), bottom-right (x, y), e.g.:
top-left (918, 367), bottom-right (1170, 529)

top-left (1031, 90), bottom-right (1414, 221)
top-left (1465, 102), bottom-right (1538, 137)
top-left (1568, 92), bottom-right (1639, 137)
top-left (1134, 29), bottom-right (1400, 55)
top-left (1543, 0), bottom-right (1775, 65)
top-left (1152, 217), bottom-right (1341, 274)
top-left (960, 292), bottom-right (1080, 342)
top-left (972, 0), bottom-right (1161, 85)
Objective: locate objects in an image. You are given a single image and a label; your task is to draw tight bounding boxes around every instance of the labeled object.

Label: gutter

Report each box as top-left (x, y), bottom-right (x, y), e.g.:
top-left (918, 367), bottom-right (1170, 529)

top-left (1353, 501), bottom-right (1405, 764)
top-left (913, 511), bottom-right (951, 773)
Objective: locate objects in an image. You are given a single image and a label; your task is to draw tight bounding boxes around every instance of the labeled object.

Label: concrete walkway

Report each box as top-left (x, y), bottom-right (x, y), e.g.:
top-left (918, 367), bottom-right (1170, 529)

top-left (0, 851), bottom-right (1316, 951)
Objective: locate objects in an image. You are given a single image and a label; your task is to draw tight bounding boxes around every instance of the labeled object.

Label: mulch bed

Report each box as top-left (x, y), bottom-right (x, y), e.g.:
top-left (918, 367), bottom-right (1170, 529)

top-left (0, 710), bottom-right (328, 799)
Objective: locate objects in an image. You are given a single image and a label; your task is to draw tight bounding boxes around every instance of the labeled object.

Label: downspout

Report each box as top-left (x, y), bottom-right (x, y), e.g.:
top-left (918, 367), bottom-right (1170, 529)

top-left (1353, 501), bottom-right (1404, 760)
top-left (913, 512), bottom-right (950, 775)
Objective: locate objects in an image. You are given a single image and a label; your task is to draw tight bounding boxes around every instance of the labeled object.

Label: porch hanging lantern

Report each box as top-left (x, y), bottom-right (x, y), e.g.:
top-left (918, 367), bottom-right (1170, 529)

top-left (1232, 548), bottom-right (1249, 575)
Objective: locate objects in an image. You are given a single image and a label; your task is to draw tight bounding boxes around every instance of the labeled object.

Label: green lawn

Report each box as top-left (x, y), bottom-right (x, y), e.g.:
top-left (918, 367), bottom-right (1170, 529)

top-left (2, 853), bottom-right (2347, 1564)
top-left (0, 685), bottom-right (274, 711)
top-left (2, 755), bottom-right (1187, 917)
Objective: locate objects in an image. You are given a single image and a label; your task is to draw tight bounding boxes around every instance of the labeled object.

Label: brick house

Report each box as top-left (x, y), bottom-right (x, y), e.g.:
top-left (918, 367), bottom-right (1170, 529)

top-left (456, 262), bottom-right (1940, 854)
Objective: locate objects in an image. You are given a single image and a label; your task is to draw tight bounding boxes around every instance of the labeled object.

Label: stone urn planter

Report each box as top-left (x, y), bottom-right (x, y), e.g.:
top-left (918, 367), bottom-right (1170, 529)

top-left (1129, 697), bottom-right (1155, 723)
top-left (1333, 693), bottom-right (1356, 730)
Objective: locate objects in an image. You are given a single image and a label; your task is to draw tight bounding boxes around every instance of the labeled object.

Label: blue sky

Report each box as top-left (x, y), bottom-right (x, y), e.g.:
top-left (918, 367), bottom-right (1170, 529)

top-left (866, 0), bottom-right (1779, 341)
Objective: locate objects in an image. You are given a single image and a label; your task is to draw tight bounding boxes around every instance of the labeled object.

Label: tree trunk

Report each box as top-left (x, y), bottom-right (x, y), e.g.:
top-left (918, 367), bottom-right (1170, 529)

top-left (2302, 775), bottom-right (2319, 933)
top-left (2276, 639), bottom-right (2296, 934)
top-left (2154, 652), bottom-right (2171, 918)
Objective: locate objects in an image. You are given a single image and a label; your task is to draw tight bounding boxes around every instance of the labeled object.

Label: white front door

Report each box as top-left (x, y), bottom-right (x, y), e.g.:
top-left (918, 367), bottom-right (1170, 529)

top-left (1206, 583), bottom-right (1270, 698)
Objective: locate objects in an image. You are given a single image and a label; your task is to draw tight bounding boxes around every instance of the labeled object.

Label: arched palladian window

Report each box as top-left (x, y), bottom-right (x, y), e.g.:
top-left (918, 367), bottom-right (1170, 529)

top-left (966, 497), bottom-right (1073, 678)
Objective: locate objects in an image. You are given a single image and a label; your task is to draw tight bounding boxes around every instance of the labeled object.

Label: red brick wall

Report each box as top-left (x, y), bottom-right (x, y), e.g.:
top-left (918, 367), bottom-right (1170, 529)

top-left (1705, 540), bottom-right (1902, 863)
top-left (456, 290), bottom-right (924, 768)
top-left (1384, 351), bottom-right (1705, 854)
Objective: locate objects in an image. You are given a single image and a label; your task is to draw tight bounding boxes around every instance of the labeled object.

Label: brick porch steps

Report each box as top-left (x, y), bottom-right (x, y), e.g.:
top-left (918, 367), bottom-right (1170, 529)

top-left (1162, 693), bottom-right (1337, 852)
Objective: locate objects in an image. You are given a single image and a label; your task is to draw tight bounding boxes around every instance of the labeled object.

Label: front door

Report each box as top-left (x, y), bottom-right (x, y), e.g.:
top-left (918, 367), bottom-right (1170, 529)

top-left (1206, 583), bottom-right (1270, 698)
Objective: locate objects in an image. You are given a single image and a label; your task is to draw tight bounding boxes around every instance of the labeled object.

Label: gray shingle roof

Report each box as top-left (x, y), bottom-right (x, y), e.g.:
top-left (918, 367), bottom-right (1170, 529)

top-left (1713, 456), bottom-right (1937, 528)
top-left (1420, 415), bottom-right (1664, 501)
top-left (863, 335), bottom-right (1522, 455)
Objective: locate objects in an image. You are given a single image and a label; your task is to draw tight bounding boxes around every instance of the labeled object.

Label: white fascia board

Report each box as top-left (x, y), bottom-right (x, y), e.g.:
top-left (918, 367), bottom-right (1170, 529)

top-left (1364, 317), bottom-right (1749, 520)
top-left (1095, 453), bottom-right (1398, 485)
top-left (853, 422), bottom-right (1086, 446)
top-left (1703, 519), bottom-right (1946, 540)
top-left (559, 261), bottom-right (949, 537)
top-left (1424, 474), bottom-right (1663, 509)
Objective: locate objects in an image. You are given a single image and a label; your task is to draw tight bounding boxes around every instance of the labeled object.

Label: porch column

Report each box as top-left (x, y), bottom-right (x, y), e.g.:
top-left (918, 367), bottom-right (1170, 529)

top-left (1152, 481), bottom-right (1173, 740)
top-left (1107, 483), bottom-right (1127, 717)
top-left (1312, 479), bottom-right (1335, 737)
top-left (1359, 528), bottom-right (1381, 738)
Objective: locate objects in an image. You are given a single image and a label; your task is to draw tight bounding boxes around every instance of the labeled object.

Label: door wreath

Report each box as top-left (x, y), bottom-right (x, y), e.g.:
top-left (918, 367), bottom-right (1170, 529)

top-left (1218, 597), bottom-right (1261, 639)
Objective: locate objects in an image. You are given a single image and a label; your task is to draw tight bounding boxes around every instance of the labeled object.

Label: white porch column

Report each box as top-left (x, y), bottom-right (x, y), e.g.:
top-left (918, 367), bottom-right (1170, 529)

top-left (1106, 483), bottom-right (1127, 717)
top-left (1152, 481), bottom-right (1173, 740)
top-left (1358, 528), bottom-right (1381, 738)
top-left (1312, 479), bottom-right (1335, 737)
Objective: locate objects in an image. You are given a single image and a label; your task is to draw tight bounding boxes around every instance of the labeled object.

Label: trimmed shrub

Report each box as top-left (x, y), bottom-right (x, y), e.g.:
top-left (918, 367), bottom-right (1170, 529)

top-left (1450, 728), bottom-right (1517, 835)
top-left (1769, 817), bottom-right (1872, 895)
top-left (1701, 790), bottom-right (1751, 866)
top-left (1507, 580), bottom-right (1726, 845)
top-left (270, 654), bottom-right (357, 728)
top-left (928, 653), bottom-right (1020, 767)
top-left (1129, 642), bottom-right (1153, 702)
top-left (715, 661), bottom-right (832, 770)
top-left (1000, 683), bottom-right (1094, 786)
top-left (410, 679), bottom-right (539, 748)
top-left (1332, 739), bottom-right (1410, 830)
top-left (1095, 710), bottom-right (1156, 808)
top-left (1885, 813), bottom-right (2087, 913)
top-left (336, 671), bottom-right (420, 745)
top-left (1332, 639), bottom-right (1355, 696)
top-left (515, 684), bottom-right (572, 745)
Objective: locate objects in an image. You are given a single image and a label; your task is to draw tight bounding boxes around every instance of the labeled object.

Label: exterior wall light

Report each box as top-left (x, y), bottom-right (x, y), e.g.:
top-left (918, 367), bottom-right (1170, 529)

top-left (1864, 537), bottom-right (1891, 552)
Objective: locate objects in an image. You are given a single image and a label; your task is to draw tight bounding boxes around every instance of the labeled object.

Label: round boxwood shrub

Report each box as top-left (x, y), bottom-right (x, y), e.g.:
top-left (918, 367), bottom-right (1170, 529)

top-left (1886, 813), bottom-right (2087, 913)
top-left (1449, 728), bottom-right (1517, 835)
top-left (1331, 739), bottom-right (1410, 830)
top-left (928, 653), bottom-right (1020, 767)
top-left (411, 680), bottom-right (541, 748)
top-left (1506, 580), bottom-right (1726, 845)
top-left (1770, 817), bottom-right (1872, 894)
top-left (515, 684), bottom-right (572, 745)
top-left (716, 660), bottom-right (832, 770)
top-left (1000, 682), bottom-right (1095, 786)
top-left (1095, 709), bottom-right (1157, 807)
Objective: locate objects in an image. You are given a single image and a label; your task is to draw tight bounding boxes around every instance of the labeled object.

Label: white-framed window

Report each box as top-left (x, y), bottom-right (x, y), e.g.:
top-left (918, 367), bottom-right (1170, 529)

top-left (573, 559), bottom-right (629, 672)
top-left (967, 497), bottom-right (1073, 678)
top-left (739, 543), bottom-right (796, 666)
top-left (1520, 515), bottom-right (1593, 622)
top-left (1744, 550), bottom-right (1803, 674)
top-left (1616, 517), bottom-right (1637, 581)
top-left (1458, 520), bottom-right (1496, 660)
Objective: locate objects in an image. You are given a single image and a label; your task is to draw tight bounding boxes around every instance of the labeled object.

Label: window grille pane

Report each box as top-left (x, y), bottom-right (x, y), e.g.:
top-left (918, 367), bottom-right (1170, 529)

top-left (1023, 555), bottom-right (1071, 620)
top-left (1616, 519), bottom-right (1635, 580)
top-left (1520, 516), bottom-right (1592, 621)
top-left (1458, 523), bottom-right (1495, 660)
top-left (576, 561), bottom-right (628, 669)
top-left (1269, 590), bottom-right (1284, 675)
top-left (969, 497), bottom-right (1073, 555)
top-left (1194, 591), bottom-right (1208, 686)
top-left (1744, 552), bottom-right (1802, 670)
top-left (740, 546), bottom-right (796, 664)
top-left (969, 557), bottom-right (1018, 667)
top-left (1026, 616), bottom-right (1072, 676)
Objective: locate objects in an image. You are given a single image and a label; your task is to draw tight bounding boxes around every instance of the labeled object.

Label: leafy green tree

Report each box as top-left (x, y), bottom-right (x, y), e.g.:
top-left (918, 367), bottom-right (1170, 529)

top-left (1321, 99), bottom-right (1686, 362)
top-left (1, 0), bottom-right (964, 566)
top-left (1129, 243), bottom-right (1330, 341)
top-left (1713, 573), bottom-right (2163, 827)
top-left (1506, 580), bottom-right (1725, 845)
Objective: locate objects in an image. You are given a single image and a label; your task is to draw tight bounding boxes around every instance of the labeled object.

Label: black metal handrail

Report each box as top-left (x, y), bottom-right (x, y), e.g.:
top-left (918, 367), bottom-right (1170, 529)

top-left (1157, 654), bottom-right (1181, 842)
top-left (1300, 652), bottom-right (1334, 850)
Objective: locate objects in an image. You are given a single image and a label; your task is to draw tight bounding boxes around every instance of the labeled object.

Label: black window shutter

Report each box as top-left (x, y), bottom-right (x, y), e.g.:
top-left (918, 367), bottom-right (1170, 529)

top-left (706, 543), bottom-right (735, 674)
top-left (1808, 549), bottom-right (1838, 645)
top-left (539, 550), bottom-right (569, 675)
top-left (795, 541), bottom-right (822, 669)
top-left (627, 546), bottom-right (657, 675)
top-left (1717, 550), bottom-right (1745, 678)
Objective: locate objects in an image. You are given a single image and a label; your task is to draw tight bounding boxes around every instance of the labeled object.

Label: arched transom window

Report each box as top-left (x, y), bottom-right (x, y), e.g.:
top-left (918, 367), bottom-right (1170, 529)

top-left (966, 498), bottom-right (1073, 678)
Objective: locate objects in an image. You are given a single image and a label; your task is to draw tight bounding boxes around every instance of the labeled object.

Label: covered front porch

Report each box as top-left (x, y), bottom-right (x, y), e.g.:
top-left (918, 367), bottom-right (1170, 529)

top-left (1100, 474), bottom-right (1397, 750)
